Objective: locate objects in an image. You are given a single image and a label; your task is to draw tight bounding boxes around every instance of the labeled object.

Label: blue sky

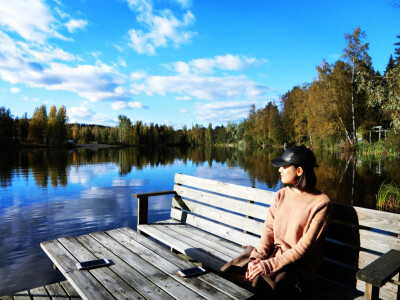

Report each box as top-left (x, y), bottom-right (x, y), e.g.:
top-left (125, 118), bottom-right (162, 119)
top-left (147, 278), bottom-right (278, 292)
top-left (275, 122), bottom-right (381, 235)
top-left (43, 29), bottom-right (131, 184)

top-left (0, 0), bottom-right (399, 128)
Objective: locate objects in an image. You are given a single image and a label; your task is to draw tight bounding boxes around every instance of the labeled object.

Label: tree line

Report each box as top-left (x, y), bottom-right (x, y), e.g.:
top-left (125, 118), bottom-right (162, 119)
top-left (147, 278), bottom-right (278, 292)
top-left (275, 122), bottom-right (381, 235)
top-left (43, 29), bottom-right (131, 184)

top-left (1, 26), bottom-right (399, 150)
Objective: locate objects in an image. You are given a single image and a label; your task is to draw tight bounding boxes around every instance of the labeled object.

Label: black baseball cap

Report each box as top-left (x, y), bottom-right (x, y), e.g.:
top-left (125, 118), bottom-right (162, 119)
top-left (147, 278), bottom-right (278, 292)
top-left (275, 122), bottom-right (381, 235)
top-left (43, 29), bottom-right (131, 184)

top-left (271, 145), bottom-right (318, 168)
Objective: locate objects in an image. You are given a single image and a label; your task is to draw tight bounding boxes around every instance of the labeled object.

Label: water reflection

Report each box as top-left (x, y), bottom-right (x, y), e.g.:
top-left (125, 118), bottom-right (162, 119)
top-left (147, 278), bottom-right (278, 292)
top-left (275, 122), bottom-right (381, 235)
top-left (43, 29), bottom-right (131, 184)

top-left (0, 146), bottom-right (398, 295)
top-left (1, 146), bottom-right (399, 208)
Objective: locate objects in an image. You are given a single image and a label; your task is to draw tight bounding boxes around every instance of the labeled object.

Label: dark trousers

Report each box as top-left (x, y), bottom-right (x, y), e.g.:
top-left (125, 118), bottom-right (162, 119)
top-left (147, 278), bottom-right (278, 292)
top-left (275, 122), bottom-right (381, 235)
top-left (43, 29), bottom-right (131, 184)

top-left (222, 264), bottom-right (306, 300)
top-left (220, 247), bottom-right (308, 300)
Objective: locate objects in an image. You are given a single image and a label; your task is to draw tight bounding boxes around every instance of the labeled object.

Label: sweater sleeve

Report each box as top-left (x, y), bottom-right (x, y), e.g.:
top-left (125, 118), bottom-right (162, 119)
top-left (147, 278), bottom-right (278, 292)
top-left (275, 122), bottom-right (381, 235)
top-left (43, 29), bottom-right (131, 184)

top-left (249, 191), bottom-right (279, 260)
top-left (261, 201), bottom-right (331, 274)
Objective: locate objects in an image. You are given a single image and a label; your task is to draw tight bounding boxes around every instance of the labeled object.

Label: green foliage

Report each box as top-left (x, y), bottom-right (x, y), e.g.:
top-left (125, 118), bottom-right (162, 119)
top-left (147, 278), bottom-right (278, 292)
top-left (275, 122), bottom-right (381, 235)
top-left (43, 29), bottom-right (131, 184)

top-left (376, 181), bottom-right (400, 212)
top-left (0, 107), bottom-right (14, 145)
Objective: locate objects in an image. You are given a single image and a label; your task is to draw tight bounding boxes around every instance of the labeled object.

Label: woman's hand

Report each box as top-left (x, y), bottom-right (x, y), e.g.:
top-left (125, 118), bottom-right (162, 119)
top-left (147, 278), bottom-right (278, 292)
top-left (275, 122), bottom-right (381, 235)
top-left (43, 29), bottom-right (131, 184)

top-left (245, 260), bottom-right (265, 281)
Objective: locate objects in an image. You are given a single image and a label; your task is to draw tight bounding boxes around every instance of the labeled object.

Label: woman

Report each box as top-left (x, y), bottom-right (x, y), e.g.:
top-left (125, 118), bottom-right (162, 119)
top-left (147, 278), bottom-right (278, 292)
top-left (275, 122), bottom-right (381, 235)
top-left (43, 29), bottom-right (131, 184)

top-left (221, 145), bottom-right (332, 299)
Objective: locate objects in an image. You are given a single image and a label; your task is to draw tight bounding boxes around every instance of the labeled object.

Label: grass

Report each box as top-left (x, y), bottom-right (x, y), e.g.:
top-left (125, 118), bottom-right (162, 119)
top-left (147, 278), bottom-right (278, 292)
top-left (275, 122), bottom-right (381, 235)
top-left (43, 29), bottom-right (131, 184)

top-left (376, 181), bottom-right (400, 212)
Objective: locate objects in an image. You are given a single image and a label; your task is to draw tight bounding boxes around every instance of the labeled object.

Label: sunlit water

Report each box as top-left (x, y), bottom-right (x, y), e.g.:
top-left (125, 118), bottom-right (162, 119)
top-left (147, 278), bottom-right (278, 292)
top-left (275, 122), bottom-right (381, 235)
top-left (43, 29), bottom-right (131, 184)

top-left (0, 146), bottom-right (398, 294)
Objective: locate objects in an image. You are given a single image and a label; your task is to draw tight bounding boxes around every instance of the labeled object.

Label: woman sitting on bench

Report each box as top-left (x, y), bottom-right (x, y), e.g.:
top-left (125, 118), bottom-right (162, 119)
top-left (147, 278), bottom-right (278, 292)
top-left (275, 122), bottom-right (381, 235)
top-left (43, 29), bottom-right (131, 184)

top-left (222, 145), bottom-right (332, 299)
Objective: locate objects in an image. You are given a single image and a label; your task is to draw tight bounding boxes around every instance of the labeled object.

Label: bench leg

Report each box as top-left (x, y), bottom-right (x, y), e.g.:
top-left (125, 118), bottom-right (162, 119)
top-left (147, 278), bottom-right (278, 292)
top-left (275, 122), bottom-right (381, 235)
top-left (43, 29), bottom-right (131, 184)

top-left (365, 283), bottom-right (379, 300)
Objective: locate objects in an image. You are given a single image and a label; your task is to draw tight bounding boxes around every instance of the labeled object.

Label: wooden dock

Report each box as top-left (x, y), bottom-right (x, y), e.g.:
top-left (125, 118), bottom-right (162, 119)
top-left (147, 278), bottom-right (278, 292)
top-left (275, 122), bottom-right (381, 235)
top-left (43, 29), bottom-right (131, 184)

top-left (0, 280), bottom-right (81, 300)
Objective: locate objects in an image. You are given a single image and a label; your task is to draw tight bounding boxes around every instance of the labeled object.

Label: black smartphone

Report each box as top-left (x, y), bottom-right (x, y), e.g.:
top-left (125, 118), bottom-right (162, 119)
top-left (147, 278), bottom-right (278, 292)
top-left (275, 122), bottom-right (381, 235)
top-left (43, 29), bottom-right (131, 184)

top-left (76, 258), bottom-right (110, 270)
top-left (177, 266), bottom-right (206, 277)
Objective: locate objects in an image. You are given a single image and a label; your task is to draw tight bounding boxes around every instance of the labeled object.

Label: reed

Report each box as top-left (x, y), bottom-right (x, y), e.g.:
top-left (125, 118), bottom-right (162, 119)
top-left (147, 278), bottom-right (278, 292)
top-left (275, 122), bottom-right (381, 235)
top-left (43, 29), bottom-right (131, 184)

top-left (376, 181), bottom-right (400, 212)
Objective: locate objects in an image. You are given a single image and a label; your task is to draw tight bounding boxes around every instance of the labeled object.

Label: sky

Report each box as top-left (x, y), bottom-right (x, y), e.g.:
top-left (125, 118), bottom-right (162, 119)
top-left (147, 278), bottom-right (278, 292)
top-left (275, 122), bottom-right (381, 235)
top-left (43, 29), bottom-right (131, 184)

top-left (0, 0), bottom-right (399, 129)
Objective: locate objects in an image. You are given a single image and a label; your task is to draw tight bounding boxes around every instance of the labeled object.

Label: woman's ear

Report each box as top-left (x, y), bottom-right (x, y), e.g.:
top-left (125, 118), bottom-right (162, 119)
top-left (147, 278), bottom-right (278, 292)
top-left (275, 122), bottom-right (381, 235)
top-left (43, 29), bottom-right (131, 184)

top-left (296, 166), bottom-right (304, 177)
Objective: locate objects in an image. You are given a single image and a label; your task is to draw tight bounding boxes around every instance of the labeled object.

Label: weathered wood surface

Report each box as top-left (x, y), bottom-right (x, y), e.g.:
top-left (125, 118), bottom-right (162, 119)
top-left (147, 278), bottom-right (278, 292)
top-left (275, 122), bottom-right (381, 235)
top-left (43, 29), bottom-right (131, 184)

top-left (0, 281), bottom-right (81, 300)
top-left (40, 227), bottom-right (253, 300)
top-left (136, 173), bottom-right (400, 300)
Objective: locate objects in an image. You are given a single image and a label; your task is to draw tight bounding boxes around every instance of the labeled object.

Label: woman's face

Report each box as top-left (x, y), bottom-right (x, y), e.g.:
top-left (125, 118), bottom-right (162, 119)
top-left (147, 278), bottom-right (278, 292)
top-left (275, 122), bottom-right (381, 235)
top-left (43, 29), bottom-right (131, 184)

top-left (278, 165), bottom-right (301, 185)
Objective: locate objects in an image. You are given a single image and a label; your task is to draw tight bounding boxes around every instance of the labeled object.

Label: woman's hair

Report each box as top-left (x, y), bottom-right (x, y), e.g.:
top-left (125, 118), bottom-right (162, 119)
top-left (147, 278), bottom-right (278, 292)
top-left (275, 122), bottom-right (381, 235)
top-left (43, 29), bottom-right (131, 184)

top-left (292, 164), bottom-right (317, 191)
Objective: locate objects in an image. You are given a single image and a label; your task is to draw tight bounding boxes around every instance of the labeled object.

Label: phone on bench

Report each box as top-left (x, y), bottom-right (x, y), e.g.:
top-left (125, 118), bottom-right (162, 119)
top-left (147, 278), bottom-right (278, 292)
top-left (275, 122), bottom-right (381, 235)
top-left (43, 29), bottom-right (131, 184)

top-left (177, 266), bottom-right (206, 277)
top-left (76, 258), bottom-right (110, 270)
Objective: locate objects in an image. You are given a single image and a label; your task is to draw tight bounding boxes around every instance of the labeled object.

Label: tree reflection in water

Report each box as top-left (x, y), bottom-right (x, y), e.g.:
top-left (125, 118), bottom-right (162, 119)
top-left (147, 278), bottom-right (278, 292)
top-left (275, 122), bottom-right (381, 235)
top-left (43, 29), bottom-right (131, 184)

top-left (0, 146), bottom-right (398, 211)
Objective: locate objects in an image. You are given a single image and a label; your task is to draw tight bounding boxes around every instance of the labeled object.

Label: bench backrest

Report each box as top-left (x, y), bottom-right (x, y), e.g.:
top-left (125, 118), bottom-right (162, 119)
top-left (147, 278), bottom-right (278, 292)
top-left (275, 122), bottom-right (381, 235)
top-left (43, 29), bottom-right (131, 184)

top-left (171, 173), bottom-right (400, 298)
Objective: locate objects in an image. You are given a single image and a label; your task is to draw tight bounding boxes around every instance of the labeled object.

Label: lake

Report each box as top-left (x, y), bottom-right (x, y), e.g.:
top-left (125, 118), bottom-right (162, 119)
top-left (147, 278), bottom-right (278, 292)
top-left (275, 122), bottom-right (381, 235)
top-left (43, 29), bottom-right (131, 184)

top-left (0, 146), bottom-right (398, 295)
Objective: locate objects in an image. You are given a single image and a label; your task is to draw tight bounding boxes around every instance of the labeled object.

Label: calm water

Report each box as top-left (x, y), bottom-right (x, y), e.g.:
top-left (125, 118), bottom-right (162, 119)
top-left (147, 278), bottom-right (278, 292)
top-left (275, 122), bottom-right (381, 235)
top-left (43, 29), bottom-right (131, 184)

top-left (0, 146), bottom-right (398, 294)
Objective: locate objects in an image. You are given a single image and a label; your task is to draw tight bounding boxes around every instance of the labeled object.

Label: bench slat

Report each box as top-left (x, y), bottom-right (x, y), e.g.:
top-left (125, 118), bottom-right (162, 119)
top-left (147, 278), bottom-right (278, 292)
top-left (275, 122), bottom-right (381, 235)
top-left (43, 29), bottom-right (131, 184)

top-left (174, 185), bottom-right (269, 220)
top-left (333, 203), bottom-right (400, 235)
top-left (137, 224), bottom-right (227, 271)
top-left (170, 208), bottom-right (260, 247)
top-left (175, 173), bottom-right (274, 205)
top-left (155, 221), bottom-right (242, 258)
top-left (172, 197), bottom-right (264, 235)
top-left (162, 219), bottom-right (245, 254)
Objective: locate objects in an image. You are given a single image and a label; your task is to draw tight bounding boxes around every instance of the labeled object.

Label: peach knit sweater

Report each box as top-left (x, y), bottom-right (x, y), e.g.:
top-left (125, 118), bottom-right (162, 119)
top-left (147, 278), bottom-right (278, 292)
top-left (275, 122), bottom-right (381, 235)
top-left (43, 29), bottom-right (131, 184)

top-left (250, 187), bottom-right (332, 282)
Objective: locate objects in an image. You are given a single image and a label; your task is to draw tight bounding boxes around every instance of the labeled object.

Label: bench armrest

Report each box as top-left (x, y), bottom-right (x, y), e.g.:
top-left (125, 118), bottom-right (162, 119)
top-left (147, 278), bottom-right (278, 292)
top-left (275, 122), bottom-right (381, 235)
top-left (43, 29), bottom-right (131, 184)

top-left (133, 190), bottom-right (176, 198)
top-left (133, 190), bottom-right (177, 227)
top-left (356, 249), bottom-right (400, 300)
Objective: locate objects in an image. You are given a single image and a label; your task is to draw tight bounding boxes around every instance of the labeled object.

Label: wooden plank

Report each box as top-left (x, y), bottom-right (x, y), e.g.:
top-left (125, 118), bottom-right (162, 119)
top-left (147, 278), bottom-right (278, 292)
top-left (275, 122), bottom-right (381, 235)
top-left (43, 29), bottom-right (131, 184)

top-left (40, 240), bottom-right (114, 300)
top-left (43, 283), bottom-right (67, 300)
top-left (156, 222), bottom-right (241, 259)
top-left (353, 206), bottom-right (400, 234)
top-left (117, 227), bottom-right (254, 300)
top-left (171, 198), bottom-right (264, 235)
top-left (148, 223), bottom-right (235, 261)
top-left (357, 250), bottom-right (400, 287)
top-left (29, 286), bottom-right (49, 300)
top-left (170, 208), bottom-right (260, 247)
top-left (136, 224), bottom-right (227, 271)
top-left (174, 185), bottom-right (269, 220)
top-left (333, 203), bottom-right (400, 235)
top-left (58, 236), bottom-right (146, 300)
top-left (133, 190), bottom-right (176, 198)
top-left (160, 220), bottom-right (244, 255)
top-left (105, 229), bottom-right (237, 300)
top-left (76, 233), bottom-right (175, 300)
top-left (174, 174), bottom-right (275, 205)
top-left (59, 280), bottom-right (81, 298)
top-left (13, 290), bottom-right (30, 300)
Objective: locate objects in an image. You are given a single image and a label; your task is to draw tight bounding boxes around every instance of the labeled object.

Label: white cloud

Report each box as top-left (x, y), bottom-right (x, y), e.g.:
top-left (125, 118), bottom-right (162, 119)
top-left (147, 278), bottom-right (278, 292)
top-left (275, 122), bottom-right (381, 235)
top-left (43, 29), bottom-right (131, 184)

top-left (111, 101), bottom-right (147, 110)
top-left (118, 58), bottom-right (127, 67)
top-left (175, 96), bottom-right (191, 101)
top-left (193, 100), bottom-right (256, 123)
top-left (130, 71), bottom-right (147, 80)
top-left (68, 106), bottom-right (117, 126)
top-left (173, 0), bottom-right (191, 8)
top-left (126, 0), bottom-right (196, 55)
top-left (174, 54), bottom-right (266, 75)
top-left (180, 108), bottom-right (188, 113)
top-left (129, 54), bottom-right (269, 101)
top-left (0, 32), bottom-right (129, 102)
top-left (10, 87), bottom-right (21, 93)
top-left (0, 0), bottom-right (66, 43)
top-left (66, 19), bottom-right (88, 33)
top-left (131, 73), bottom-right (269, 101)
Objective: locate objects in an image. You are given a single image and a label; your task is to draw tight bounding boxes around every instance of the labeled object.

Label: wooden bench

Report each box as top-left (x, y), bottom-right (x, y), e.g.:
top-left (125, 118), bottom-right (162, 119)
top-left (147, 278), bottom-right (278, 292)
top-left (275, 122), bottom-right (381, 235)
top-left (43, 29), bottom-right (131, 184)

top-left (135, 173), bottom-right (400, 300)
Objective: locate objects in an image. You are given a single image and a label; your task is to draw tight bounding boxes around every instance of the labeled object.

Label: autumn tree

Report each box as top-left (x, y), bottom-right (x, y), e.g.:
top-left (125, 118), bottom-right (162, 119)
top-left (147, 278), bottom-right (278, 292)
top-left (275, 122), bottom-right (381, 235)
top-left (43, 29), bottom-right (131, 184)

top-left (342, 26), bottom-right (372, 143)
top-left (29, 105), bottom-right (48, 144)
top-left (0, 107), bottom-right (14, 145)
top-left (118, 115), bottom-right (132, 144)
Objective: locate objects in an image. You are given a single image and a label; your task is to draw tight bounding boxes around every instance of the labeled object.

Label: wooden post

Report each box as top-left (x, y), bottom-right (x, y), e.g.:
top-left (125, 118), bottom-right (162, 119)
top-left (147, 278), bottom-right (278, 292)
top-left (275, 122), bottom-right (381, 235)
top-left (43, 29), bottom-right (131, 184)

top-left (137, 195), bottom-right (148, 234)
top-left (365, 283), bottom-right (379, 300)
